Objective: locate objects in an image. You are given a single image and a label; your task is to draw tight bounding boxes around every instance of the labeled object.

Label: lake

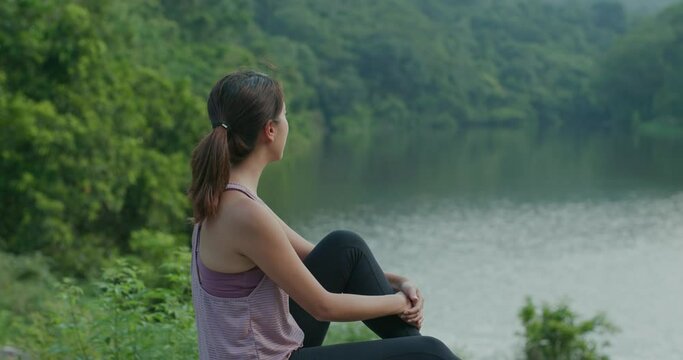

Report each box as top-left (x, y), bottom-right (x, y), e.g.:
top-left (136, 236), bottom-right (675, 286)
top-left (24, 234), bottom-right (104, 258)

top-left (260, 128), bottom-right (683, 360)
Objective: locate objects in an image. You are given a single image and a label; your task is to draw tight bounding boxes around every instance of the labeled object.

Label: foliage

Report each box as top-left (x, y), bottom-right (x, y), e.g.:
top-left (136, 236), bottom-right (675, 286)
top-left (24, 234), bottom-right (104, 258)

top-left (3, 257), bottom-right (196, 359)
top-left (323, 322), bottom-right (379, 345)
top-left (518, 297), bottom-right (619, 360)
top-left (0, 1), bottom-right (195, 273)
top-left (596, 1), bottom-right (683, 133)
top-left (0, 251), bottom-right (56, 348)
top-left (3, 0), bottom-right (679, 279)
top-left (253, 0), bottom-right (628, 130)
top-left (0, 252), bottom-right (54, 316)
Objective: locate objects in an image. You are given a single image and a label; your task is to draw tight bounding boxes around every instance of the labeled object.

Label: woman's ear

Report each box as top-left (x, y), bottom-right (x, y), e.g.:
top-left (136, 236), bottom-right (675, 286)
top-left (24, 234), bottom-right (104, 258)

top-left (264, 120), bottom-right (277, 142)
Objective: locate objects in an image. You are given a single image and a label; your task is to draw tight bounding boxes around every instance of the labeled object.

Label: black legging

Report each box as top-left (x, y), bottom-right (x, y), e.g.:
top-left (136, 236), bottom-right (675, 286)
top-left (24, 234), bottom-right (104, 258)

top-left (288, 230), bottom-right (460, 360)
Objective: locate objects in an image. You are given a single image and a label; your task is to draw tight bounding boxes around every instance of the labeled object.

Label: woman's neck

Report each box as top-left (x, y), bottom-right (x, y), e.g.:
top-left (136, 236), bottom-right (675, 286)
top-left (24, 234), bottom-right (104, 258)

top-left (229, 152), bottom-right (269, 195)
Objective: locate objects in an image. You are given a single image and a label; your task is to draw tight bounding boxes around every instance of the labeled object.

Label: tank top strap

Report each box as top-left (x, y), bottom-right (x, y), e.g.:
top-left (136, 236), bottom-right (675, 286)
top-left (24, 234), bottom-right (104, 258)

top-left (225, 182), bottom-right (261, 202)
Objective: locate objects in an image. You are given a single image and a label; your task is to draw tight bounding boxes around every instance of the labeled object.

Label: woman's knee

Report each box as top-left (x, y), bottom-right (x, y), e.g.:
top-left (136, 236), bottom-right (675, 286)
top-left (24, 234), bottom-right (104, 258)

top-left (319, 229), bottom-right (369, 252)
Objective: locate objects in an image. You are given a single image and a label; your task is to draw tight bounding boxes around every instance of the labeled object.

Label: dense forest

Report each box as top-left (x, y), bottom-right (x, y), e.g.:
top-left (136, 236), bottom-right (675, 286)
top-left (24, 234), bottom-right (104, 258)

top-left (3, 0), bottom-right (682, 275)
top-left (1, 0), bottom-right (681, 357)
top-left (551, 0), bottom-right (678, 13)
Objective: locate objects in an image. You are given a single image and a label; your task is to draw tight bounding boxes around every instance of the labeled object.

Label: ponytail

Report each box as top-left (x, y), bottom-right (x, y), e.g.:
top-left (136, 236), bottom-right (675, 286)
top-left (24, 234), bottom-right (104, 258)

top-left (188, 126), bottom-right (231, 224)
top-left (188, 70), bottom-right (284, 224)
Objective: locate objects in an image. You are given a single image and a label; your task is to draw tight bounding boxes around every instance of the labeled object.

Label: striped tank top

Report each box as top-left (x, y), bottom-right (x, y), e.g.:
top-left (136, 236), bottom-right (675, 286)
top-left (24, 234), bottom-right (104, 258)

top-left (190, 183), bottom-right (304, 359)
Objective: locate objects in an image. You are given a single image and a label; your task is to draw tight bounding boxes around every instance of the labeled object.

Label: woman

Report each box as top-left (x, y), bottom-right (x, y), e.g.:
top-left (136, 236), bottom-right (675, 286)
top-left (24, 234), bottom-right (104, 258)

top-left (188, 70), bottom-right (460, 359)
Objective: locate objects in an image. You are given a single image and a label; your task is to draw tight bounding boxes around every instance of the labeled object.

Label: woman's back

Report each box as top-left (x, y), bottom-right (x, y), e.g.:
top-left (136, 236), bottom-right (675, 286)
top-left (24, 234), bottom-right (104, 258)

top-left (190, 185), bottom-right (304, 359)
top-left (195, 183), bottom-right (273, 298)
top-left (197, 183), bottom-right (262, 275)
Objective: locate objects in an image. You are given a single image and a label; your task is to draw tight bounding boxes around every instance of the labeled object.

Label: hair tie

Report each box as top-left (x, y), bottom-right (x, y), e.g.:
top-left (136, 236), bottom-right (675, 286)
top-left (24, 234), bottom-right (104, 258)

top-left (220, 122), bottom-right (230, 131)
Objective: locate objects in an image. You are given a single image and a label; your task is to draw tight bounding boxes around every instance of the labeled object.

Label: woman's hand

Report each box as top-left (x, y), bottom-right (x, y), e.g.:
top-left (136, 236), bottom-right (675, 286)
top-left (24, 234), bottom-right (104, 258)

top-left (395, 291), bottom-right (413, 313)
top-left (397, 281), bottom-right (424, 329)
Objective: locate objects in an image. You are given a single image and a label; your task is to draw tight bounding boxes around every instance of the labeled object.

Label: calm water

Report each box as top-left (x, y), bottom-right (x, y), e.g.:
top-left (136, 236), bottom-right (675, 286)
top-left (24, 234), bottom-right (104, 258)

top-left (260, 129), bottom-right (683, 360)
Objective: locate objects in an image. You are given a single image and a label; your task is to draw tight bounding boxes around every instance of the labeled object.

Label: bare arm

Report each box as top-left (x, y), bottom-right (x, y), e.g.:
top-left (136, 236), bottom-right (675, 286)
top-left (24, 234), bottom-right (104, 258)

top-left (261, 202), bottom-right (410, 292)
top-left (262, 203), bottom-right (410, 290)
top-left (234, 201), bottom-right (411, 322)
top-left (260, 203), bottom-right (315, 261)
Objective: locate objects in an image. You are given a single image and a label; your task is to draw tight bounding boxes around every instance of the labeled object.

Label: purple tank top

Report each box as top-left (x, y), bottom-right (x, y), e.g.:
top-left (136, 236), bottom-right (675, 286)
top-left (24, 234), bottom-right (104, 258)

top-left (196, 224), bottom-right (265, 298)
top-left (190, 183), bottom-right (304, 359)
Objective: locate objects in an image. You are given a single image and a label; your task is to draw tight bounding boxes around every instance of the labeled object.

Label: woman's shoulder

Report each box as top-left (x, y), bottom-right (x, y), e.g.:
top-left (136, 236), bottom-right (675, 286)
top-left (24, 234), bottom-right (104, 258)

top-left (217, 192), bottom-right (282, 244)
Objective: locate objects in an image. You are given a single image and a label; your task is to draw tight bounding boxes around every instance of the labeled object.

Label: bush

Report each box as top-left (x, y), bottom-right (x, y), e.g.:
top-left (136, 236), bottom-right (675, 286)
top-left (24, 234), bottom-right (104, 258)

top-left (7, 258), bottom-right (197, 359)
top-left (518, 297), bottom-right (619, 360)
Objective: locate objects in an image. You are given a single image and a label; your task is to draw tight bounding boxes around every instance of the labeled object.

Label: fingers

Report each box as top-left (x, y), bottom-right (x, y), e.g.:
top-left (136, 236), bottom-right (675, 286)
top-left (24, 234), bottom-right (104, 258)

top-left (401, 312), bottom-right (422, 322)
top-left (404, 309), bottom-right (422, 318)
top-left (403, 307), bottom-right (419, 316)
top-left (400, 281), bottom-right (420, 303)
top-left (399, 313), bottom-right (424, 328)
top-left (398, 286), bottom-right (425, 329)
top-left (399, 307), bottom-right (423, 321)
top-left (402, 295), bottom-right (424, 316)
top-left (407, 287), bottom-right (418, 302)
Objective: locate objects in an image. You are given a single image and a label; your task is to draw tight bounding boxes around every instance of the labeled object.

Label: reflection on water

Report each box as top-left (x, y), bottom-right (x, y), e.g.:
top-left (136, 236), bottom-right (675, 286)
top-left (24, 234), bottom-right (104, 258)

top-left (260, 129), bottom-right (683, 360)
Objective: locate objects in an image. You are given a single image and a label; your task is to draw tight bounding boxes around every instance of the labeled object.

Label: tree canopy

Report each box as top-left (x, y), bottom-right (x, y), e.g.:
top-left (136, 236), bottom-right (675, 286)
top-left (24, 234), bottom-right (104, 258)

top-left (1, 0), bottom-right (681, 277)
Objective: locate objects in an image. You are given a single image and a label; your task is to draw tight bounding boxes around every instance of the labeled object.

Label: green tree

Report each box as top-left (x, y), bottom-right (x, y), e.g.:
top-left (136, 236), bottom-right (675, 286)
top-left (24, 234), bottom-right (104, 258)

top-left (596, 2), bottom-right (683, 133)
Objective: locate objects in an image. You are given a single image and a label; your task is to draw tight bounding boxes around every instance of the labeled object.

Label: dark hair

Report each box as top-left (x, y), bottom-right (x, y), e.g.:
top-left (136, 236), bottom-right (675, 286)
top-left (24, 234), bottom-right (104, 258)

top-left (188, 70), bottom-right (284, 223)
